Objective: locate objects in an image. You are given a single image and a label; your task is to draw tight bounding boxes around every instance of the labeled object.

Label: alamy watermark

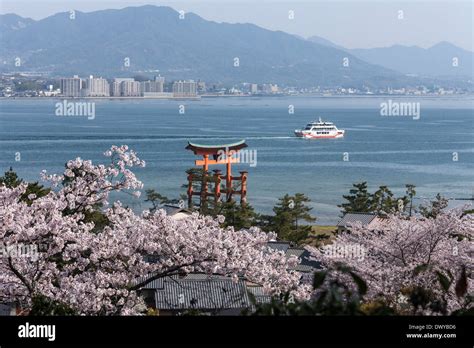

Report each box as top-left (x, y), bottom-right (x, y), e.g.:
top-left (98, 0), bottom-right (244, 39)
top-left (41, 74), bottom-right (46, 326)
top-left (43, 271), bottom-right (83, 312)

top-left (380, 99), bottom-right (420, 120)
top-left (324, 244), bottom-right (367, 262)
top-left (1, 243), bottom-right (40, 261)
top-left (55, 100), bottom-right (95, 120)
top-left (18, 322), bottom-right (56, 342)
top-left (217, 147), bottom-right (257, 167)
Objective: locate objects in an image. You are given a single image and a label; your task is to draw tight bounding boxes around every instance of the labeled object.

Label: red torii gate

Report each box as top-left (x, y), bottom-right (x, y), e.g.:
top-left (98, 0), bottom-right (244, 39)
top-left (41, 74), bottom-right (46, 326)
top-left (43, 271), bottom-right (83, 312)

top-left (185, 140), bottom-right (248, 208)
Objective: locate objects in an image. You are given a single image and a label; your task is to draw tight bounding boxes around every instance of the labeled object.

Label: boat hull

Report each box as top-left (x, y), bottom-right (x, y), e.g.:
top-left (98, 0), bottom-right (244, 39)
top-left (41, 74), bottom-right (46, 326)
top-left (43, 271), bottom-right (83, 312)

top-left (294, 130), bottom-right (345, 139)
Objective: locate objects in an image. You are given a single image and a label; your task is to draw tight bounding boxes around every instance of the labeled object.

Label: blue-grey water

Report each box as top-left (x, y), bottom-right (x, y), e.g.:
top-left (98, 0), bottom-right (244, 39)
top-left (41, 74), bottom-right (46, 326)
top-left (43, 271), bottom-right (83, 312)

top-left (0, 96), bottom-right (473, 224)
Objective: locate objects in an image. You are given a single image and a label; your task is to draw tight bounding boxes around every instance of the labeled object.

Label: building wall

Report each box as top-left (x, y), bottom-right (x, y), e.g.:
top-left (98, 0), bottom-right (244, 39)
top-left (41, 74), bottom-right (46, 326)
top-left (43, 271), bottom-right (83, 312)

top-left (141, 80), bottom-right (164, 94)
top-left (121, 80), bottom-right (141, 97)
top-left (172, 80), bottom-right (197, 97)
top-left (84, 76), bottom-right (110, 97)
top-left (110, 81), bottom-right (121, 96)
top-left (60, 76), bottom-right (82, 97)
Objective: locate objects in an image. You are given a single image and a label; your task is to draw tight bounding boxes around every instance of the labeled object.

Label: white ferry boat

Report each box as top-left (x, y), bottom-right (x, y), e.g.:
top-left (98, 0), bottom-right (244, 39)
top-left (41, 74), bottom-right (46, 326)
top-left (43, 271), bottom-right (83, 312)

top-left (294, 118), bottom-right (345, 139)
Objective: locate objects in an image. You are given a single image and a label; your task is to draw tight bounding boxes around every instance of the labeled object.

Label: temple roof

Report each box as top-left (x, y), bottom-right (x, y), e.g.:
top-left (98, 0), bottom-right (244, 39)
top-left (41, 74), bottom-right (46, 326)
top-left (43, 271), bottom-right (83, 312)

top-left (185, 139), bottom-right (247, 155)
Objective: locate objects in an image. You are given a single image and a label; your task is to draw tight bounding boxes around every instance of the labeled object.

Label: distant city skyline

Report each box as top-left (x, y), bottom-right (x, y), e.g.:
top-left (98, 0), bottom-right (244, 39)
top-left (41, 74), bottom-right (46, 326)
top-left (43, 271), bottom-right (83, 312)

top-left (0, 0), bottom-right (472, 51)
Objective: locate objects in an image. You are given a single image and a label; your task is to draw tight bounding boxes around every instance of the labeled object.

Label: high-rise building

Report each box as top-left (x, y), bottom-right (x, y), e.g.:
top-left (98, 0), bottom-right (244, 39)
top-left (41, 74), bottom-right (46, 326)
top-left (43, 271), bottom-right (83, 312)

top-left (110, 78), bottom-right (141, 97)
top-left (172, 80), bottom-right (197, 98)
top-left (140, 77), bottom-right (164, 95)
top-left (250, 84), bottom-right (258, 94)
top-left (155, 75), bottom-right (165, 85)
top-left (84, 75), bottom-right (110, 97)
top-left (60, 75), bottom-right (82, 97)
top-left (121, 80), bottom-right (141, 97)
top-left (110, 81), bottom-right (121, 97)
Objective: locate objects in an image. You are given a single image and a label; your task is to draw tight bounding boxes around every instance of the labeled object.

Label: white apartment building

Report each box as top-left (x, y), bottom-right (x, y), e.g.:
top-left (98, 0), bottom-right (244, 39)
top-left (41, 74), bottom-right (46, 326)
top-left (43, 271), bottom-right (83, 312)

top-left (121, 80), bottom-right (141, 97)
top-left (84, 75), bottom-right (110, 97)
top-left (141, 77), bottom-right (164, 94)
top-left (172, 80), bottom-right (197, 98)
top-left (110, 78), bottom-right (141, 97)
top-left (60, 75), bottom-right (82, 97)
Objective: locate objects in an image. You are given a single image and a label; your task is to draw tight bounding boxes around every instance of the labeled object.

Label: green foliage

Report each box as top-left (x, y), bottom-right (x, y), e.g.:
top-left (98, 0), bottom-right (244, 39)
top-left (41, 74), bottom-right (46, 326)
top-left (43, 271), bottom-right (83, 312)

top-left (371, 185), bottom-right (402, 216)
top-left (269, 193), bottom-right (316, 245)
top-left (0, 167), bottom-right (50, 205)
top-left (219, 200), bottom-right (257, 230)
top-left (401, 265), bottom-right (471, 315)
top-left (418, 193), bottom-right (449, 218)
top-left (82, 209), bottom-right (110, 234)
top-left (435, 271), bottom-right (452, 292)
top-left (462, 209), bottom-right (474, 216)
top-left (250, 263), bottom-right (472, 316)
top-left (339, 182), bottom-right (415, 216)
top-left (400, 284), bottom-right (459, 315)
top-left (146, 308), bottom-right (159, 316)
top-left (29, 294), bottom-right (76, 316)
top-left (405, 184), bottom-right (416, 217)
top-left (180, 167), bottom-right (259, 229)
top-left (182, 167), bottom-right (218, 214)
top-left (308, 265), bottom-right (369, 315)
top-left (249, 264), bottom-right (393, 316)
top-left (145, 188), bottom-right (171, 212)
top-left (339, 182), bottom-right (373, 214)
top-left (454, 266), bottom-right (468, 298)
top-left (14, 80), bottom-right (42, 91)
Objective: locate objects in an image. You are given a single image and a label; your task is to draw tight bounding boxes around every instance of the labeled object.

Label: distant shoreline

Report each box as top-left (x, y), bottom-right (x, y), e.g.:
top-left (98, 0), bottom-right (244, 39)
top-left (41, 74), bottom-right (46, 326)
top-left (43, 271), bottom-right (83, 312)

top-left (1, 94), bottom-right (473, 101)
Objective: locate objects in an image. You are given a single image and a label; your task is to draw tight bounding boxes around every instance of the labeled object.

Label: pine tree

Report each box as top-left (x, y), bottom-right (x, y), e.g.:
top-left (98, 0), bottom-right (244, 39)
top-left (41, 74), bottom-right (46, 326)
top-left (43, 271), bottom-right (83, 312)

top-left (419, 193), bottom-right (448, 218)
top-left (339, 182), bottom-right (373, 214)
top-left (0, 167), bottom-right (50, 205)
top-left (405, 184), bottom-right (417, 217)
top-left (219, 200), bottom-right (257, 230)
top-left (372, 185), bottom-right (397, 216)
top-left (271, 193), bottom-right (316, 245)
top-left (145, 189), bottom-right (170, 212)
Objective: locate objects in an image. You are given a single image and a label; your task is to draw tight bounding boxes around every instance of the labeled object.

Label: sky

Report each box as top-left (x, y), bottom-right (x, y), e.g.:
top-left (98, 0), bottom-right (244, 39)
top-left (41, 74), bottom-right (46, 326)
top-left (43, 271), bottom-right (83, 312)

top-left (0, 0), bottom-right (472, 50)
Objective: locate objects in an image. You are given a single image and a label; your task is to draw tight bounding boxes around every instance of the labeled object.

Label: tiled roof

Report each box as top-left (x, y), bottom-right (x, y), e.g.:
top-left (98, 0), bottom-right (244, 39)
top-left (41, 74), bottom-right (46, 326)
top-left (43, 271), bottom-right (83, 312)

top-left (140, 277), bottom-right (165, 290)
top-left (136, 274), bottom-right (230, 289)
top-left (337, 212), bottom-right (377, 227)
top-left (288, 248), bottom-right (322, 272)
top-left (294, 264), bottom-right (316, 272)
top-left (247, 286), bottom-right (271, 304)
top-left (135, 241), bottom-right (321, 312)
top-left (267, 241), bottom-right (291, 252)
top-left (162, 205), bottom-right (192, 216)
top-left (267, 243), bottom-right (320, 273)
top-left (154, 277), bottom-right (251, 310)
top-left (285, 247), bottom-right (305, 258)
top-left (132, 273), bottom-right (165, 289)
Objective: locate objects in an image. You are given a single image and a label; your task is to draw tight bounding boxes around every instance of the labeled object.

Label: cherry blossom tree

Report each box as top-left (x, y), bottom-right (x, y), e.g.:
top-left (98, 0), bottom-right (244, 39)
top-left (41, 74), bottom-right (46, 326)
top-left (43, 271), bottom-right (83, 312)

top-left (0, 145), bottom-right (308, 315)
top-left (308, 210), bottom-right (473, 314)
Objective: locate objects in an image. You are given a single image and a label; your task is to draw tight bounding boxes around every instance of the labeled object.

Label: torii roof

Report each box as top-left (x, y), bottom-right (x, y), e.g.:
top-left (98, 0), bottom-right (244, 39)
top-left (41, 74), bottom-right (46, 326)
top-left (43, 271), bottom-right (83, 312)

top-left (185, 139), bottom-right (248, 155)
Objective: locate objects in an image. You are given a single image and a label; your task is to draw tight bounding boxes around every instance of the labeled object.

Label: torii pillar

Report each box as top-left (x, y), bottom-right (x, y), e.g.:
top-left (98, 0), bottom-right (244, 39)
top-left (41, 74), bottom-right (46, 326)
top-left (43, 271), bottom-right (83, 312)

top-left (185, 140), bottom-right (249, 208)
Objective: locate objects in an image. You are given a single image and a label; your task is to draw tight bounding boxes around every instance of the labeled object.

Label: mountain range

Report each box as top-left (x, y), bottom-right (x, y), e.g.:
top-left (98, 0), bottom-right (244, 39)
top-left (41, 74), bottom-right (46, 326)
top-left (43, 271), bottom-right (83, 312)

top-left (308, 36), bottom-right (473, 78)
top-left (0, 6), bottom-right (472, 88)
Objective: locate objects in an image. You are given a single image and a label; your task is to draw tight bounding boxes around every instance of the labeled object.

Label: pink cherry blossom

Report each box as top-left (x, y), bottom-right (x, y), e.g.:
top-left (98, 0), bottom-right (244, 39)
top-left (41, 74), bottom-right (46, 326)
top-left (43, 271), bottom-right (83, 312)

top-left (307, 210), bottom-right (473, 314)
top-left (0, 145), bottom-right (306, 315)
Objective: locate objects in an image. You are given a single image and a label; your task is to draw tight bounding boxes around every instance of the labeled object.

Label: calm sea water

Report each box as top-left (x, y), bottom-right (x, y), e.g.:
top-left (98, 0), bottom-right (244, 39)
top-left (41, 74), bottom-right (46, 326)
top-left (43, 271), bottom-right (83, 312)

top-left (0, 96), bottom-right (473, 224)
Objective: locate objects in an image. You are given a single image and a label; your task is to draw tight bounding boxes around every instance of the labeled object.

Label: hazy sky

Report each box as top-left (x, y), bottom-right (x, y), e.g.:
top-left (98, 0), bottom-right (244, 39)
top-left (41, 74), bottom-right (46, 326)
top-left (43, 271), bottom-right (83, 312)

top-left (1, 0), bottom-right (472, 50)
